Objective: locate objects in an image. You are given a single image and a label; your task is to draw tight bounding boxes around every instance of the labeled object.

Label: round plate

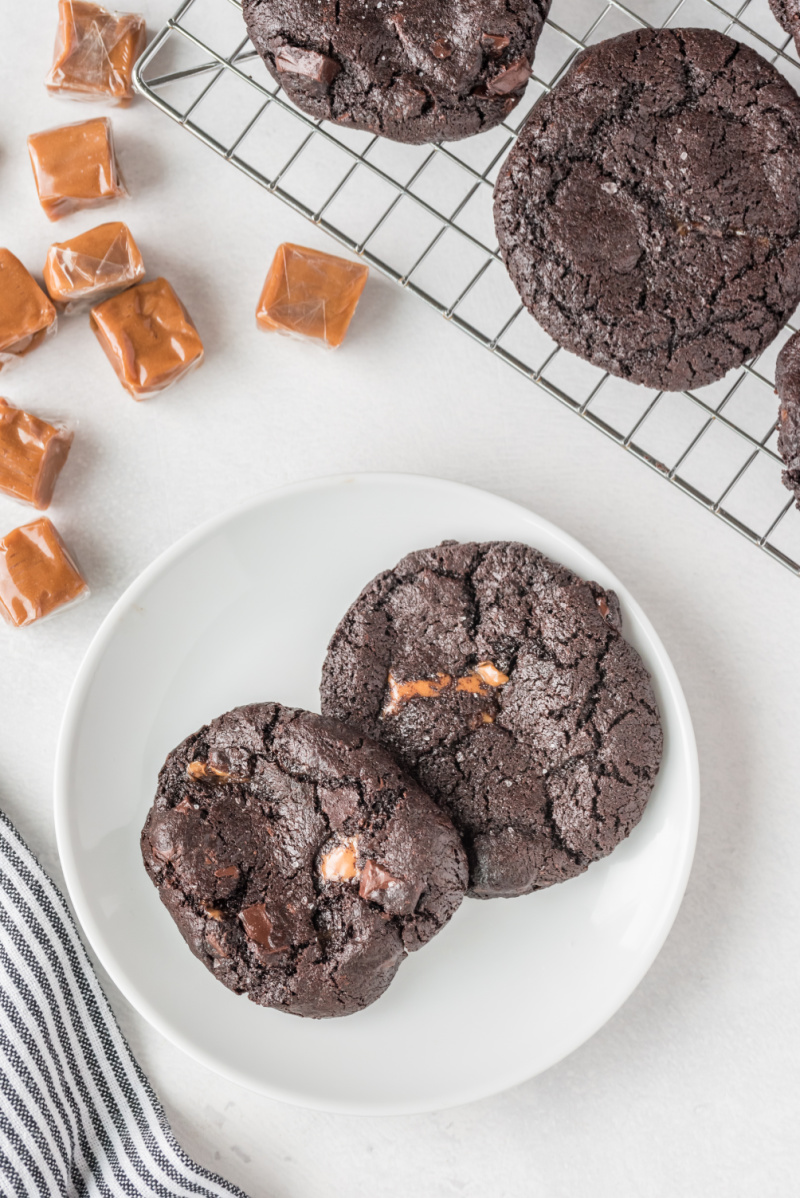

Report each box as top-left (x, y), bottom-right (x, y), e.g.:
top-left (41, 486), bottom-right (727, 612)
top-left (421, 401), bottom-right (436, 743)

top-left (55, 473), bottom-right (699, 1114)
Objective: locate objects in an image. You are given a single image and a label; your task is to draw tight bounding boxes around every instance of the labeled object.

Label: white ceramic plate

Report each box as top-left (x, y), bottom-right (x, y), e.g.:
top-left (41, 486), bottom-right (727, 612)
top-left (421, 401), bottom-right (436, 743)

top-left (55, 473), bottom-right (699, 1115)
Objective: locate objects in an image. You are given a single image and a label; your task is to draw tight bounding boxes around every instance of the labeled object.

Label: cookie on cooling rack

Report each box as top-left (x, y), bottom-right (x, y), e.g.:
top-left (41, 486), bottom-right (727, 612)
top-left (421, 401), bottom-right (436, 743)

top-left (776, 330), bottom-right (800, 507)
top-left (319, 540), bottom-right (663, 900)
top-left (493, 27), bottom-right (800, 393)
top-left (769, 0), bottom-right (800, 52)
top-left (241, 0), bottom-right (551, 144)
top-left (141, 703), bottom-right (468, 1018)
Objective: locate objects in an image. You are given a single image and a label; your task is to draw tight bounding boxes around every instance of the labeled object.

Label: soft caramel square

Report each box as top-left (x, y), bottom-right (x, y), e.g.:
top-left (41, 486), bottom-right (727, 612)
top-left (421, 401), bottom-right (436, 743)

top-left (0, 399), bottom-right (73, 510)
top-left (28, 117), bottom-right (126, 222)
top-left (90, 277), bottom-right (204, 399)
top-left (256, 244), bottom-right (369, 348)
top-left (0, 518), bottom-right (88, 628)
top-left (46, 1), bottom-right (146, 104)
top-left (44, 221), bottom-right (145, 309)
top-left (0, 249), bottom-right (58, 364)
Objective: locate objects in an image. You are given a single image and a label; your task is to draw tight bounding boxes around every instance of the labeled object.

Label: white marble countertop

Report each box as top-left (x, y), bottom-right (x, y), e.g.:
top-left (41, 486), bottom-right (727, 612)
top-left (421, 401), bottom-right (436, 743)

top-left (2, 3), bottom-right (797, 1194)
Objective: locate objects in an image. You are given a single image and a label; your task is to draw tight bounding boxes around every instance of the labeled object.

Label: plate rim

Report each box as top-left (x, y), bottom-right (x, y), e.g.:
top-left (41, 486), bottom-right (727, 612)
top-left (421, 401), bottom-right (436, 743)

top-left (54, 471), bottom-right (700, 1114)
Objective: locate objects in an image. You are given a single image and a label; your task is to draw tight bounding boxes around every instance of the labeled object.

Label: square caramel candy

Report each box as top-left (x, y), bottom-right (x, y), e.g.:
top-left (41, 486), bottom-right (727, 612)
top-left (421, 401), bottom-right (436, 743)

top-left (90, 277), bottom-right (204, 399)
top-left (0, 400), bottom-right (73, 510)
top-left (256, 244), bottom-right (369, 348)
top-left (28, 117), bottom-right (126, 222)
top-left (0, 250), bottom-right (57, 366)
top-left (0, 518), bottom-right (89, 628)
top-left (46, 1), bottom-right (146, 104)
top-left (44, 221), bottom-right (144, 310)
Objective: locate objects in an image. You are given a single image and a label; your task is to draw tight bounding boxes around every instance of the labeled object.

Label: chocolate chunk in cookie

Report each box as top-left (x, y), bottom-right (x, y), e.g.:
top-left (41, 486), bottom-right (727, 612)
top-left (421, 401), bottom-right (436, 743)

top-left (494, 28), bottom-right (800, 392)
top-left (141, 704), bottom-right (468, 1017)
top-left (242, 0), bottom-right (551, 144)
top-left (320, 541), bottom-right (663, 899)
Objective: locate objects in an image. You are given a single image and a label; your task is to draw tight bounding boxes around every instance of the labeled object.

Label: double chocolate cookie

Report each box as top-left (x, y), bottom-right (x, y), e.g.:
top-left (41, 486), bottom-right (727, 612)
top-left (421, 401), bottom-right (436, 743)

top-left (320, 541), bottom-right (663, 899)
top-left (494, 28), bottom-right (800, 392)
top-left (242, 0), bottom-right (551, 144)
top-left (141, 703), bottom-right (468, 1017)
top-left (770, 0), bottom-right (800, 53)
top-left (775, 330), bottom-right (800, 507)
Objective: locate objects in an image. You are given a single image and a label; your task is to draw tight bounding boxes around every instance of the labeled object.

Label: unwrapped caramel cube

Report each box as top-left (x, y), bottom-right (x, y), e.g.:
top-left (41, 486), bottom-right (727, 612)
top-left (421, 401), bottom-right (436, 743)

top-left (256, 244), bottom-right (369, 348)
top-left (0, 400), bottom-right (73, 510)
top-left (0, 518), bottom-right (89, 628)
top-left (90, 277), bottom-right (204, 399)
top-left (46, 1), bottom-right (146, 104)
top-left (0, 250), bottom-right (58, 368)
top-left (28, 117), bottom-right (126, 222)
top-left (44, 221), bottom-right (144, 310)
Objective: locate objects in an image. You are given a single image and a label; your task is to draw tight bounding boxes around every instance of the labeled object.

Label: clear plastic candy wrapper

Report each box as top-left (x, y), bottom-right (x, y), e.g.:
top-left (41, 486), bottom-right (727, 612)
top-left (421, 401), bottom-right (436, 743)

top-left (0, 250), bottom-right (58, 371)
top-left (90, 277), bottom-right (204, 399)
top-left (0, 517), bottom-right (89, 628)
top-left (256, 243), bottom-right (369, 348)
top-left (0, 399), bottom-right (74, 510)
top-left (46, 1), bottom-right (146, 104)
top-left (44, 221), bottom-right (145, 312)
top-left (28, 117), bottom-right (127, 222)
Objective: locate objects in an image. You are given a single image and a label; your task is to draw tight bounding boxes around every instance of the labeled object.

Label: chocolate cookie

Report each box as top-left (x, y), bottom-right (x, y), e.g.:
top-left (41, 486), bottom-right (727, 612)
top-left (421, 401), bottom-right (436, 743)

top-left (320, 541), bottom-right (663, 899)
top-left (775, 330), bottom-right (800, 506)
top-left (769, 0), bottom-right (800, 53)
top-left (242, 0), bottom-right (551, 144)
top-left (141, 703), bottom-right (468, 1017)
top-left (493, 28), bottom-right (800, 392)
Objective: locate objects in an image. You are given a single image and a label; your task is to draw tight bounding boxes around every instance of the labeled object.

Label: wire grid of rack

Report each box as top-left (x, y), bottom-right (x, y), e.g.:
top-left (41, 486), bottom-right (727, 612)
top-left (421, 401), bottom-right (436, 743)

top-left (135, 0), bottom-right (800, 576)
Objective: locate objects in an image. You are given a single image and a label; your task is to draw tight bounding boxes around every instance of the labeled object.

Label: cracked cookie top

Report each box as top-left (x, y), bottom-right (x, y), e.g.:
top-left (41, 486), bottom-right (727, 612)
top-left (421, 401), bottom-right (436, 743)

top-left (141, 704), bottom-right (468, 1018)
top-left (242, 0), bottom-right (550, 144)
top-left (494, 27), bottom-right (800, 392)
top-left (320, 541), bottom-right (663, 899)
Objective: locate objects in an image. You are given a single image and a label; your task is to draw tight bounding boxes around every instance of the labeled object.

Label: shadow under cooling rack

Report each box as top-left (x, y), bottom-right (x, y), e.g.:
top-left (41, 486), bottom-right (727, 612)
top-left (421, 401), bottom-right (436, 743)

top-left (134, 0), bottom-right (800, 578)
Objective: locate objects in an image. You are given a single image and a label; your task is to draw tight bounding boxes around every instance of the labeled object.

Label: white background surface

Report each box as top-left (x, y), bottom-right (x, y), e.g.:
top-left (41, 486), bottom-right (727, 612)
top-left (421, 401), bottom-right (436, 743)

top-left (1, 3), bottom-right (797, 1195)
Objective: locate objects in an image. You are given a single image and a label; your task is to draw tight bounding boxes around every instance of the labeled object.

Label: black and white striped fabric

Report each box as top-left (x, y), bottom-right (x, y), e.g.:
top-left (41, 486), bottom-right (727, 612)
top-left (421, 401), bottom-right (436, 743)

top-left (0, 810), bottom-right (250, 1198)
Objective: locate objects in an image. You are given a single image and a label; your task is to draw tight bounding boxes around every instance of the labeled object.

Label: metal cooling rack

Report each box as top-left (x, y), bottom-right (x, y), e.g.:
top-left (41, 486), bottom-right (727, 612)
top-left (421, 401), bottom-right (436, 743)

top-left (135, 0), bottom-right (800, 575)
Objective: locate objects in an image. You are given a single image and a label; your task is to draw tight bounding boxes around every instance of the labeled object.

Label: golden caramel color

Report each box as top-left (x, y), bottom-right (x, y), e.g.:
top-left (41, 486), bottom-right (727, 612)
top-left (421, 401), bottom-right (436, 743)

top-left (90, 277), bottom-right (204, 399)
top-left (319, 838), bottom-right (359, 881)
top-left (0, 517), bottom-right (88, 628)
top-left (0, 251), bottom-right (58, 363)
top-left (382, 662), bottom-right (510, 716)
top-left (44, 221), bottom-right (144, 307)
top-left (46, 1), bottom-right (146, 103)
top-left (28, 117), bottom-right (126, 221)
top-left (256, 243), bottom-right (369, 348)
top-left (0, 399), bottom-right (73, 510)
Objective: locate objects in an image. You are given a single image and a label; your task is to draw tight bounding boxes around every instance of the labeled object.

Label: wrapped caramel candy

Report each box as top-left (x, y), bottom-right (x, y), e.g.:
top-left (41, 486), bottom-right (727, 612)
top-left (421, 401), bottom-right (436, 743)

top-left (0, 250), bottom-right (58, 370)
top-left (28, 117), bottom-right (127, 222)
top-left (0, 518), bottom-right (89, 628)
top-left (0, 399), bottom-right (73, 510)
top-left (46, 1), bottom-right (146, 104)
top-left (256, 244), bottom-right (369, 348)
top-left (91, 277), bottom-right (204, 399)
top-left (44, 221), bottom-right (144, 311)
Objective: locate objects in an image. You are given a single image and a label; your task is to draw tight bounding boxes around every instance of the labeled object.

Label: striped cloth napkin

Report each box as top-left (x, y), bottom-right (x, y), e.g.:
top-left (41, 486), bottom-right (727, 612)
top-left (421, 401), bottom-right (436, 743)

top-left (0, 809), bottom-right (250, 1198)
